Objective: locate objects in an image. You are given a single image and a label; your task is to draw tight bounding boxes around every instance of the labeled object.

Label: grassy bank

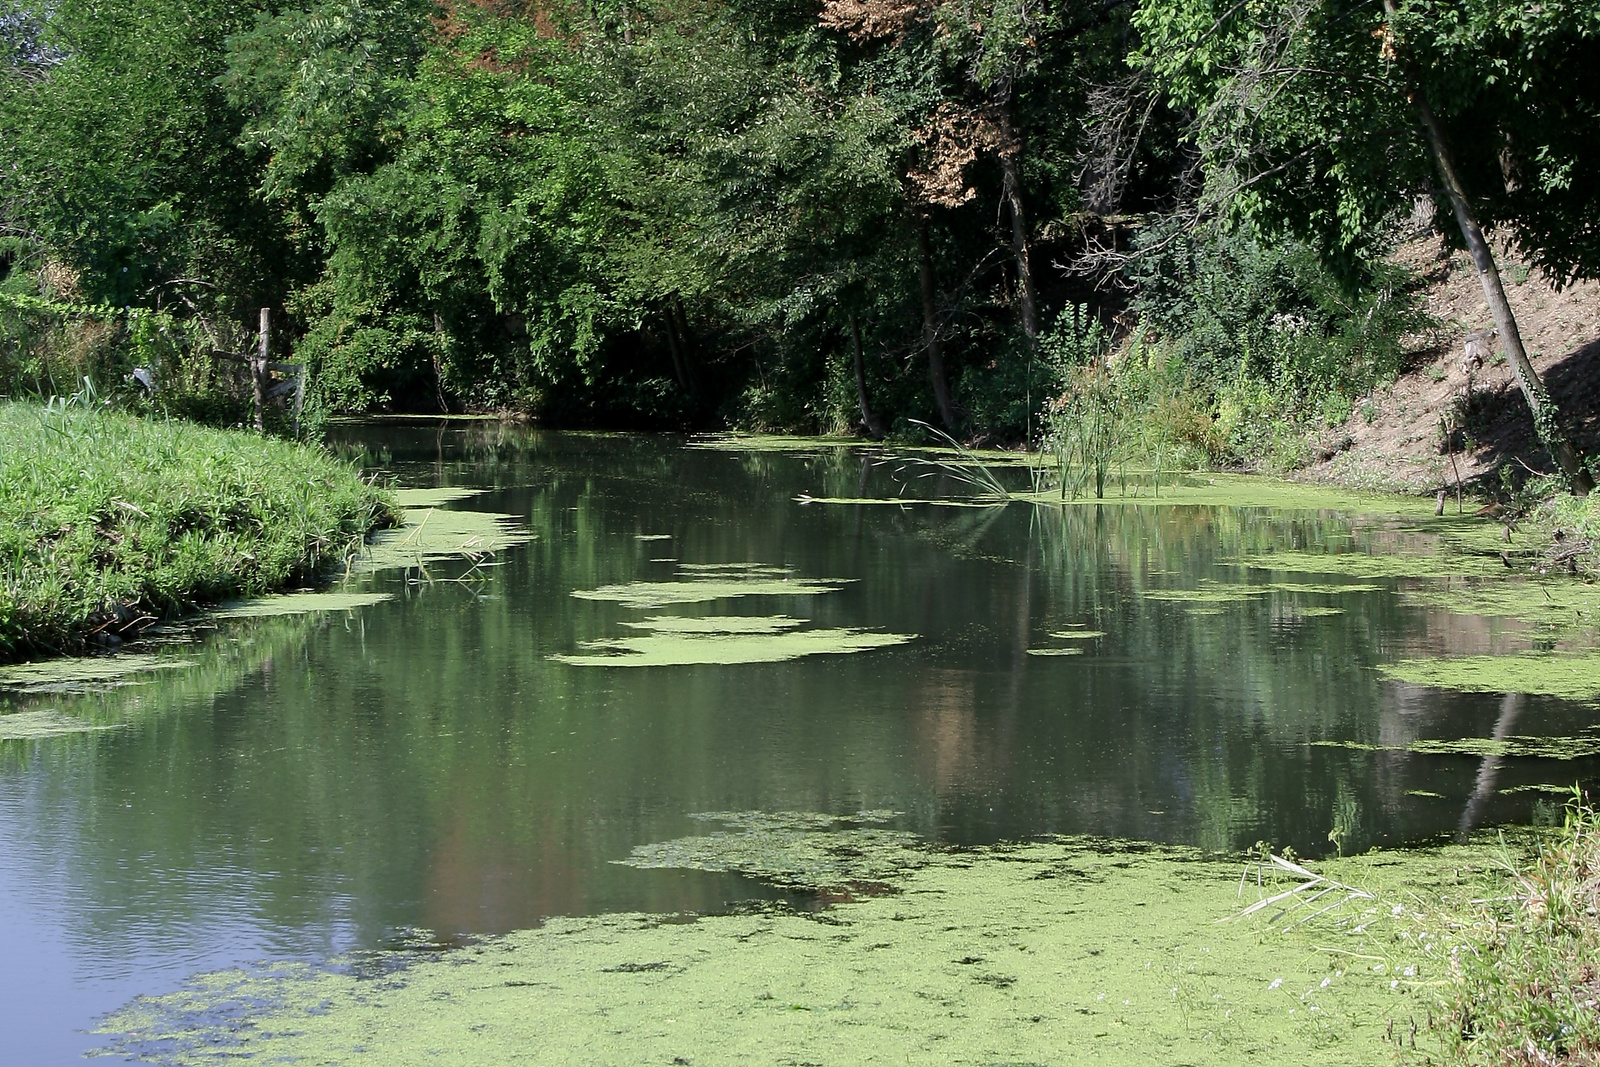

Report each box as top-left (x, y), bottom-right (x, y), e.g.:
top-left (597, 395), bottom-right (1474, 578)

top-left (1426, 800), bottom-right (1600, 1065)
top-left (0, 402), bottom-right (391, 661)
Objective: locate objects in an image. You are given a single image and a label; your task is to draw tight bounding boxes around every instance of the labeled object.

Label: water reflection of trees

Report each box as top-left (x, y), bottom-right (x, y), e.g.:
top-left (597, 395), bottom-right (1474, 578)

top-left (5, 428), bottom-right (1598, 965)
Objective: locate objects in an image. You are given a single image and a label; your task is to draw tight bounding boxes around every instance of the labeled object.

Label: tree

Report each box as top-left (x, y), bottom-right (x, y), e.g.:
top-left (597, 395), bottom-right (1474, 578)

top-left (1133, 0), bottom-right (1597, 493)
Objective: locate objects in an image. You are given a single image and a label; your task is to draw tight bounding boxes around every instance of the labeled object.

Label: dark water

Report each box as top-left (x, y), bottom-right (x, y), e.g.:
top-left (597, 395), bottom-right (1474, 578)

top-left (3, 424), bottom-right (1597, 1064)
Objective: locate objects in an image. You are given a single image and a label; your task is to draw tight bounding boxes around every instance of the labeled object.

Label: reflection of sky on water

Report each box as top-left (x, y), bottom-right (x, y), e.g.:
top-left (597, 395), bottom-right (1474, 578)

top-left (1, 424), bottom-right (1597, 1063)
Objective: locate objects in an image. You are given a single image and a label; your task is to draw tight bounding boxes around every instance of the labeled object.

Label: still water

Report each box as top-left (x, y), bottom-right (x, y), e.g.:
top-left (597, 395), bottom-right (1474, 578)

top-left (3, 425), bottom-right (1596, 1064)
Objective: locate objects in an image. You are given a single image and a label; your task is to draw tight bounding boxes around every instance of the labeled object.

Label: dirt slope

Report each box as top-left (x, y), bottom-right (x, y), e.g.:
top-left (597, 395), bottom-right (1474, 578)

top-left (1302, 235), bottom-right (1600, 495)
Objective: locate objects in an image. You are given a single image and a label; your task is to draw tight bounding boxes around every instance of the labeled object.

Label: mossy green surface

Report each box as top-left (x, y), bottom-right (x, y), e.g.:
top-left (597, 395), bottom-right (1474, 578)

top-left (553, 615), bottom-right (912, 667)
top-left (355, 488), bottom-right (532, 571)
top-left (0, 652), bottom-right (192, 694)
top-left (794, 495), bottom-right (1006, 508)
top-left (94, 816), bottom-right (1494, 1067)
top-left (1400, 577), bottom-right (1600, 634)
top-left (206, 591), bottom-right (393, 619)
top-left (0, 708), bottom-right (125, 739)
top-left (1143, 588), bottom-right (1266, 604)
top-left (572, 564), bottom-right (852, 610)
top-left (1243, 549), bottom-right (1501, 579)
top-left (1313, 734), bottom-right (1600, 758)
top-left (1380, 651), bottom-right (1600, 701)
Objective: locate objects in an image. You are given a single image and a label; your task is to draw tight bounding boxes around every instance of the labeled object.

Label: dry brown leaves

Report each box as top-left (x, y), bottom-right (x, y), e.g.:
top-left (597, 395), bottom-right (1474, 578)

top-left (818, 0), bottom-right (924, 42)
top-left (906, 103), bottom-right (1014, 208)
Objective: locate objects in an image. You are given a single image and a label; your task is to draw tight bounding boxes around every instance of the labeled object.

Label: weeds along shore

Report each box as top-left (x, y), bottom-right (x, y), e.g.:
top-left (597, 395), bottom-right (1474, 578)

top-left (1423, 799), bottom-right (1600, 1065)
top-left (0, 400), bottom-right (392, 662)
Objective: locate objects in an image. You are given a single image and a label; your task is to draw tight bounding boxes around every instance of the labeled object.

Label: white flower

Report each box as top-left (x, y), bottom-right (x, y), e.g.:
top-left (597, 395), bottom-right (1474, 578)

top-left (1268, 978), bottom-right (1283, 990)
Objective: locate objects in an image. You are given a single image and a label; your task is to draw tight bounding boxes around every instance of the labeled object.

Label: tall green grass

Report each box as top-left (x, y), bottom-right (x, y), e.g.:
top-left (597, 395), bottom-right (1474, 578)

top-left (1429, 798), bottom-right (1600, 1065)
top-left (0, 399), bottom-right (391, 660)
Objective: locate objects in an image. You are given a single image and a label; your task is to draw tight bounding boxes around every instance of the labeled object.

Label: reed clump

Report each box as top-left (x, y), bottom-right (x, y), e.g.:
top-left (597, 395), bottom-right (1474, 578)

top-left (0, 398), bottom-right (391, 661)
top-left (1430, 798), bottom-right (1600, 1066)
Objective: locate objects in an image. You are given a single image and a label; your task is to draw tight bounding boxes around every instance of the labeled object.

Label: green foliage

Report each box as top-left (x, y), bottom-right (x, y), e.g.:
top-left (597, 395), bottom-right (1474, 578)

top-left (1426, 798), bottom-right (1600, 1065)
top-left (0, 401), bottom-right (391, 659)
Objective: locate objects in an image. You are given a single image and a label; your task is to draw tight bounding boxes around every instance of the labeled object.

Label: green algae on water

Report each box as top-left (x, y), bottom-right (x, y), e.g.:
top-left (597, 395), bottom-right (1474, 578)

top-left (94, 834), bottom-right (1495, 1067)
top-left (1381, 651), bottom-right (1600, 701)
top-left (1268, 582), bottom-right (1381, 595)
top-left (616, 810), bottom-right (924, 891)
top-left (552, 616), bottom-right (912, 667)
top-left (1313, 735), bottom-right (1600, 759)
top-left (356, 488), bottom-right (532, 572)
top-left (1295, 607), bottom-right (1346, 618)
top-left (1143, 588), bottom-right (1265, 604)
top-left (1401, 578), bottom-right (1600, 633)
top-left (207, 591), bottom-right (393, 620)
top-left (793, 495), bottom-right (1005, 508)
top-left (0, 708), bottom-right (124, 739)
top-left (572, 564), bottom-right (852, 610)
top-left (1027, 647), bottom-right (1086, 656)
top-left (1244, 549), bottom-right (1500, 580)
top-left (0, 653), bottom-right (193, 694)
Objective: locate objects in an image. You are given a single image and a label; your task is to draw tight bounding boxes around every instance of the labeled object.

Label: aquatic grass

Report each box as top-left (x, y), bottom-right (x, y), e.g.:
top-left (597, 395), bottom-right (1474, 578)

top-left (0, 402), bottom-right (392, 660)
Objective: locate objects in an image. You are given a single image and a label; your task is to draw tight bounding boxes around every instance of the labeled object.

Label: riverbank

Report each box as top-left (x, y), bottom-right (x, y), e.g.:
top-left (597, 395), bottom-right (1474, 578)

top-left (1424, 799), bottom-right (1600, 1065)
top-left (0, 402), bottom-right (392, 661)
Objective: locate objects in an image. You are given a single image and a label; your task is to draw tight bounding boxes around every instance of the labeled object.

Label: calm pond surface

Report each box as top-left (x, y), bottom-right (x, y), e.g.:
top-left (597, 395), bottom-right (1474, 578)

top-left (4, 424), bottom-right (1598, 1064)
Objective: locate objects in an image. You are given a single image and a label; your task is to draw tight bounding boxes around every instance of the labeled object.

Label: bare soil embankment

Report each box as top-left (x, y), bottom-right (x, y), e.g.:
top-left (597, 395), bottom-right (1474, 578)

top-left (1302, 235), bottom-right (1600, 496)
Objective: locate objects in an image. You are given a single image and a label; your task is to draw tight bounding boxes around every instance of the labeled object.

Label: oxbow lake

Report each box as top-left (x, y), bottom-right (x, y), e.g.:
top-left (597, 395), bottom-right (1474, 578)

top-left (3, 424), bottom-right (1597, 1064)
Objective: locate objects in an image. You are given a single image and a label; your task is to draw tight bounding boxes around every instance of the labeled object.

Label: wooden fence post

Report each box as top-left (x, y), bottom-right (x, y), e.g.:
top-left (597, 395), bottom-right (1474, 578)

top-left (254, 307), bottom-right (269, 432)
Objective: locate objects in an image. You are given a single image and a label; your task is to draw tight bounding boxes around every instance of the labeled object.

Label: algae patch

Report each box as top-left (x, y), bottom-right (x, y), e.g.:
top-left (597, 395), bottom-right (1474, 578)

top-left (1142, 587), bottom-right (1265, 604)
top-left (552, 615), bottom-right (912, 667)
top-left (0, 653), bottom-right (192, 694)
top-left (0, 709), bottom-right (125, 739)
top-left (1245, 549), bottom-right (1499, 580)
top-left (94, 833), bottom-right (1484, 1067)
top-left (572, 564), bottom-right (850, 610)
top-left (616, 810), bottom-right (924, 892)
top-left (356, 487), bottom-right (532, 571)
top-left (207, 591), bottom-right (392, 620)
top-left (1381, 651), bottom-right (1600, 701)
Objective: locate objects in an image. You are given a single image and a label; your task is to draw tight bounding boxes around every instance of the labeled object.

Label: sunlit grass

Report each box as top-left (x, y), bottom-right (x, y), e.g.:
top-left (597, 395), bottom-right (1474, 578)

top-left (1429, 798), bottom-right (1600, 1065)
top-left (0, 401), bottom-right (391, 659)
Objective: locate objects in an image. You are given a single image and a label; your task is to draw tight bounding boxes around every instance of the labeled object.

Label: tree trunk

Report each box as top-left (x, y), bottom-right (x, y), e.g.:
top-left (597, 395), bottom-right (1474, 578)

top-left (253, 307), bottom-right (269, 433)
top-left (668, 295), bottom-right (697, 397)
top-left (662, 307), bottom-right (690, 393)
top-left (1384, 0), bottom-right (1591, 495)
top-left (1000, 150), bottom-right (1038, 346)
top-left (848, 311), bottom-right (885, 438)
top-left (915, 213), bottom-right (958, 430)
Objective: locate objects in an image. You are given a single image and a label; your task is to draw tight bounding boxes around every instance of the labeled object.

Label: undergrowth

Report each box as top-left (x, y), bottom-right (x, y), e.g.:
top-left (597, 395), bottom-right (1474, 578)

top-left (1427, 797), bottom-right (1600, 1066)
top-left (0, 397), bottom-right (392, 661)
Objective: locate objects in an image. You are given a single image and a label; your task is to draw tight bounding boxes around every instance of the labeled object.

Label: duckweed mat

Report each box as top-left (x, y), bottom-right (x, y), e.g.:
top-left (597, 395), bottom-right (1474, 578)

top-left (1380, 651), bottom-right (1600, 701)
top-left (0, 708), bottom-right (125, 740)
top-left (357, 488), bottom-right (532, 571)
top-left (571, 564), bottom-right (853, 610)
top-left (95, 824), bottom-right (1484, 1067)
top-left (206, 591), bottom-right (393, 620)
top-left (0, 653), bottom-right (192, 694)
